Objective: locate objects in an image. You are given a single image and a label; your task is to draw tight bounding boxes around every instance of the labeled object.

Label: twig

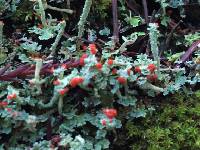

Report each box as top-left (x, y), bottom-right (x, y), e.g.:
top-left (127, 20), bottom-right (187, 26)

top-left (142, 0), bottom-right (148, 23)
top-left (0, 60), bottom-right (79, 81)
top-left (125, 0), bottom-right (140, 15)
top-left (176, 40), bottom-right (200, 67)
top-left (149, 8), bottom-right (162, 24)
top-left (38, 0), bottom-right (73, 14)
top-left (117, 40), bottom-right (136, 53)
top-left (112, 0), bottom-right (119, 44)
top-left (0, 64), bottom-right (10, 76)
top-left (18, 38), bottom-right (35, 44)
top-left (46, 117), bottom-right (52, 140)
top-left (160, 67), bottom-right (185, 72)
top-left (0, 76), bottom-right (20, 82)
top-left (45, 4), bottom-right (73, 14)
top-left (3, 64), bottom-right (31, 78)
top-left (166, 21), bottom-right (182, 48)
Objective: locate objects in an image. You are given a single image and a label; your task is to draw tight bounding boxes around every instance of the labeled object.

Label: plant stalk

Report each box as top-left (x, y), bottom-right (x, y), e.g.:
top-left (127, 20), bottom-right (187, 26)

top-left (112, 0), bottom-right (119, 44)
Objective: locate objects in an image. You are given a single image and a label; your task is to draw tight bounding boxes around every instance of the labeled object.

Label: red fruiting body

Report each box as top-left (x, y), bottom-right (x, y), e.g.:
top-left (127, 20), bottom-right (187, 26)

top-left (53, 79), bottom-right (61, 85)
top-left (82, 54), bottom-right (88, 58)
top-left (95, 62), bottom-right (102, 70)
top-left (91, 48), bottom-right (97, 55)
top-left (0, 101), bottom-right (8, 107)
top-left (117, 77), bottom-right (126, 84)
top-left (7, 95), bottom-right (12, 100)
top-left (70, 78), bottom-right (79, 87)
top-left (61, 64), bottom-right (67, 69)
top-left (107, 59), bottom-right (114, 66)
top-left (89, 44), bottom-right (97, 55)
top-left (112, 68), bottom-right (117, 75)
top-left (134, 66), bottom-right (141, 74)
top-left (147, 74), bottom-right (158, 81)
top-left (103, 108), bottom-right (117, 119)
top-left (58, 88), bottom-right (69, 96)
top-left (7, 93), bottom-right (17, 100)
top-left (147, 64), bottom-right (156, 73)
top-left (5, 108), bottom-right (12, 112)
top-left (11, 93), bottom-right (17, 99)
top-left (79, 54), bottom-right (88, 66)
top-left (70, 77), bottom-right (84, 88)
top-left (79, 58), bottom-right (84, 66)
top-left (101, 119), bottom-right (107, 126)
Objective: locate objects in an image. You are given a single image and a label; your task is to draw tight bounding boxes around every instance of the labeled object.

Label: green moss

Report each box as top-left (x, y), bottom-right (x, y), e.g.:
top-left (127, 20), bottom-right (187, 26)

top-left (93, 0), bottom-right (111, 19)
top-left (10, 1), bottom-right (34, 25)
top-left (126, 92), bottom-right (200, 150)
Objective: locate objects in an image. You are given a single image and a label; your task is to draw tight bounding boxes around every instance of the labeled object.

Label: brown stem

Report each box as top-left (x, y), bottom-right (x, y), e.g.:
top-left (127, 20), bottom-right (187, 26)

top-left (125, 0), bottom-right (140, 15)
top-left (142, 0), bottom-right (148, 23)
top-left (112, 0), bottom-right (119, 44)
top-left (0, 64), bottom-right (10, 75)
top-left (0, 76), bottom-right (20, 82)
top-left (176, 40), bottom-right (200, 67)
top-left (4, 64), bottom-right (30, 78)
top-left (0, 60), bottom-right (80, 81)
top-left (46, 117), bottom-right (52, 140)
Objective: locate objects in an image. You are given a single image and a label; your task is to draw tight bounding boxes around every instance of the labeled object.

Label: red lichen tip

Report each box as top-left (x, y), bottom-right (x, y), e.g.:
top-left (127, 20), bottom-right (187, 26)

top-left (107, 59), bottom-right (114, 66)
top-left (117, 77), bottom-right (127, 84)
top-left (134, 66), bottom-right (141, 74)
top-left (7, 93), bottom-right (17, 100)
top-left (147, 64), bottom-right (156, 73)
top-left (101, 119), bottom-right (107, 126)
top-left (79, 54), bottom-right (88, 66)
top-left (58, 88), bottom-right (69, 96)
top-left (95, 62), bottom-right (103, 70)
top-left (70, 77), bottom-right (84, 88)
top-left (103, 108), bottom-right (117, 119)
top-left (0, 101), bottom-right (8, 107)
top-left (89, 44), bottom-right (97, 55)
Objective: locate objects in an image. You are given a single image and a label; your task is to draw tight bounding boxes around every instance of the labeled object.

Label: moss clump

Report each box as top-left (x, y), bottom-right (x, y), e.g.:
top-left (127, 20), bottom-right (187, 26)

top-left (93, 0), bottom-right (111, 19)
top-left (126, 91), bottom-right (200, 150)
